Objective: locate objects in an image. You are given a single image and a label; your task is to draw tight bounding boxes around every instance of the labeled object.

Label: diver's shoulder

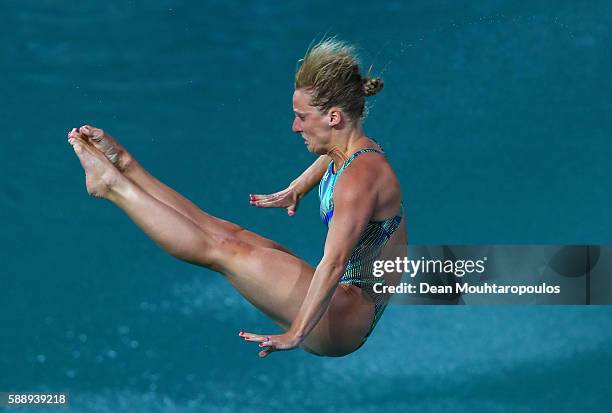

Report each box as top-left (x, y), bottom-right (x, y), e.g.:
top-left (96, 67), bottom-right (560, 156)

top-left (355, 148), bottom-right (394, 175)
top-left (340, 150), bottom-right (393, 189)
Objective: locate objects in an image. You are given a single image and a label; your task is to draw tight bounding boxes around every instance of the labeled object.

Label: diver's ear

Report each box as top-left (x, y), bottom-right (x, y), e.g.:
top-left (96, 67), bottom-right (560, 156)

top-left (328, 108), bottom-right (343, 127)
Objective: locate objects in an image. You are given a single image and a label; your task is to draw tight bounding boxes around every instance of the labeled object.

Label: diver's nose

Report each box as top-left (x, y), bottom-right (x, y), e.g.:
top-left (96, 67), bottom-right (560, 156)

top-left (292, 117), bottom-right (301, 133)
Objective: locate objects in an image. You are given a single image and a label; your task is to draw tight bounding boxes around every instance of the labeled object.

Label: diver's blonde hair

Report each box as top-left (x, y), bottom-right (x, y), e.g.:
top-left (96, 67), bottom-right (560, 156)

top-left (295, 37), bottom-right (383, 121)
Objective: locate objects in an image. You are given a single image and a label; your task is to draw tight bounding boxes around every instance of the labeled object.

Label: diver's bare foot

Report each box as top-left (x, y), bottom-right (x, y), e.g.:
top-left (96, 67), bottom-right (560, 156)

top-left (76, 125), bottom-right (133, 172)
top-left (68, 132), bottom-right (124, 199)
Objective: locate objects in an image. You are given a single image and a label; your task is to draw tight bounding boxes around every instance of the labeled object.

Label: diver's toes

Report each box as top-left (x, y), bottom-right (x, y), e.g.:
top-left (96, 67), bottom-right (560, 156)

top-left (91, 132), bottom-right (104, 142)
top-left (81, 125), bottom-right (104, 141)
top-left (69, 128), bottom-right (89, 143)
top-left (70, 143), bottom-right (84, 159)
top-left (80, 125), bottom-right (92, 135)
top-left (80, 125), bottom-right (101, 140)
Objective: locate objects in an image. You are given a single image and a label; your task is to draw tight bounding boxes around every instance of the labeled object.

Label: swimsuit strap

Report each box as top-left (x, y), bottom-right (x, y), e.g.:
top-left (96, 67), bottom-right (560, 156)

top-left (334, 147), bottom-right (383, 176)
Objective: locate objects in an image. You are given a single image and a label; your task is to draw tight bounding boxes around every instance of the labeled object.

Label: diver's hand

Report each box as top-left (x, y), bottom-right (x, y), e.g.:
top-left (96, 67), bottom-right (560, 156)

top-left (238, 331), bottom-right (302, 358)
top-left (249, 186), bottom-right (301, 217)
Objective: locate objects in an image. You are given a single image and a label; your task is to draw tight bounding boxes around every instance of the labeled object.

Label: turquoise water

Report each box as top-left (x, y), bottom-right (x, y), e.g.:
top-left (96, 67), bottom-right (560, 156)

top-left (1, 1), bottom-right (611, 411)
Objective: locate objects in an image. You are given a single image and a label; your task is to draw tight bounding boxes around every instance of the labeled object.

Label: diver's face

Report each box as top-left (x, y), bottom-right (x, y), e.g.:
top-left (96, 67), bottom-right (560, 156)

top-left (292, 89), bottom-right (331, 154)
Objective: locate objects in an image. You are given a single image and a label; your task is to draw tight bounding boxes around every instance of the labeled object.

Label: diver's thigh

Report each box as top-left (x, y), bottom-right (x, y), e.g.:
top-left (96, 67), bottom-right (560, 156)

top-left (215, 241), bottom-right (373, 355)
top-left (216, 242), bottom-right (315, 326)
top-left (303, 284), bottom-right (375, 355)
top-left (219, 244), bottom-right (374, 355)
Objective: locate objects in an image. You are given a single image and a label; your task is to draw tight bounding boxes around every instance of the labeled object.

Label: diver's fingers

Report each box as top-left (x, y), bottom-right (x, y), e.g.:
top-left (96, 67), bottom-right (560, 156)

top-left (249, 192), bottom-right (282, 202)
top-left (258, 346), bottom-right (275, 358)
top-left (249, 194), bottom-right (287, 207)
top-left (238, 331), bottom-right (270, 343)
top-left (287, 204), bottom-right (297, 216)
top-left (251, 198), bottom-right (287, 208)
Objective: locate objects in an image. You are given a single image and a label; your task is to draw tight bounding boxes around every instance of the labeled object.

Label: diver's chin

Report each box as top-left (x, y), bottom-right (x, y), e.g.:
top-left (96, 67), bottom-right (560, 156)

top-left (305, 142), bottom-right (324, 155)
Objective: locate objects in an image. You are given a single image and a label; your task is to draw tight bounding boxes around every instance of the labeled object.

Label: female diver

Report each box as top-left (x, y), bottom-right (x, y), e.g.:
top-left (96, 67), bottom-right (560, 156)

top-left (67, 38), bottom-right (406, 358)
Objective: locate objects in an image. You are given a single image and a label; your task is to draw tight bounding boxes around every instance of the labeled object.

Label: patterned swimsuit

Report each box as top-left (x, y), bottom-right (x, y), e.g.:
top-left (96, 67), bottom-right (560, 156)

top-left (318, 147), bottom-right (403, 342)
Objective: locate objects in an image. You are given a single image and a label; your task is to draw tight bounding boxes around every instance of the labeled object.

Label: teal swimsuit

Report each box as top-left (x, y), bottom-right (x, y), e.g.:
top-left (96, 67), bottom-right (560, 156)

top-left (318, 146), bottom-right (403, 343)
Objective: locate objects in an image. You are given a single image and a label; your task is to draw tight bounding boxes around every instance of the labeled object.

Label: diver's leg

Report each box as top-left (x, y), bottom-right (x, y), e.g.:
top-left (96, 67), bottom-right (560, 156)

top-left (74, 126), bottom-right (293, 254)
top-left (68, 136), bottom-right (372, 356)
top-left (124, 158), bottom-right (295, 255)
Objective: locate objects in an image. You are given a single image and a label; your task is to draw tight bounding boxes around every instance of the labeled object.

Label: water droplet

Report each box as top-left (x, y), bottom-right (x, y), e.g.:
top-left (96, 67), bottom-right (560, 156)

top-left (79, 334), bottom-right (88, 343)
top-left (36, 354), bottom-right (46, 363)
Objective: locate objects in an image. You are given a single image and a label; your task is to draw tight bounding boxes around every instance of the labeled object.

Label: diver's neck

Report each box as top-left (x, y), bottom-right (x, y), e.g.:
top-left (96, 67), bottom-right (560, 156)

top-left (327, 126), bottom-right (371, 172)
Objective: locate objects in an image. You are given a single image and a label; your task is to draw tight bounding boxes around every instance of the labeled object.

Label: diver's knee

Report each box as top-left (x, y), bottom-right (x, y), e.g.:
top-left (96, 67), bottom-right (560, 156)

top-left (207, 232), bottom-right (253, 272)
top-left (217, 218), bottom-right (244, 235)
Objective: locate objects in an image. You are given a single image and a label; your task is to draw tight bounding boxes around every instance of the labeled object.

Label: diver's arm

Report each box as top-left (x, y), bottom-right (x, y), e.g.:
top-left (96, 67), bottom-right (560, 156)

top-left (288, 155), bottom-right (330, 197)
top-left (249, 155), bottom-right (329, 216)
top-left (241, 161), bottom-right (378, 357)
top-left (287, 168), bottom-right (377, 340)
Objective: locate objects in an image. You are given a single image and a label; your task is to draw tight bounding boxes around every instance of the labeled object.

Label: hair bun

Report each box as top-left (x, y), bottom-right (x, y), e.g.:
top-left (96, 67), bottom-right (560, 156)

top-left (363, 77), bottom-right (384, 96)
